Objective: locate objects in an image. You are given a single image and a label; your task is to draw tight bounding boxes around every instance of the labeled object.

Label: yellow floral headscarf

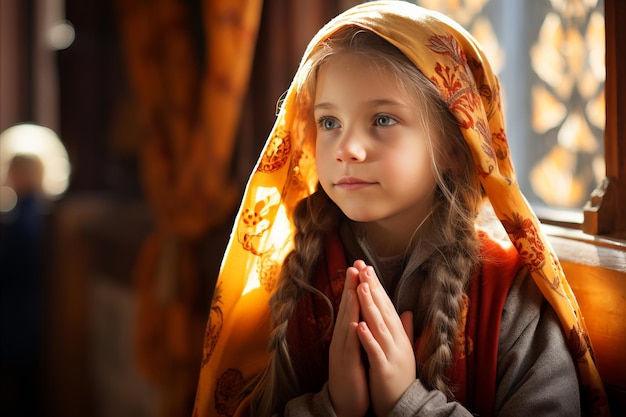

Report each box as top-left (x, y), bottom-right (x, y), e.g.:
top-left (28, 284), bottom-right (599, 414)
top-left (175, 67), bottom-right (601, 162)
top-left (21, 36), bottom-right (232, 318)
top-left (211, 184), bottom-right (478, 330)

top-left (193, 2), bottom-right (609, 416)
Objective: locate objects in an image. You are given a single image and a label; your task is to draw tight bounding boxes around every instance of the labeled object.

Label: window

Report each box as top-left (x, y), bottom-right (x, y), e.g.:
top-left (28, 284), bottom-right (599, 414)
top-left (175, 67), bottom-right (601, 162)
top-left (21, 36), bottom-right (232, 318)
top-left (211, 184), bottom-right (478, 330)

top-left (414, 0), bottom-right (625, 238)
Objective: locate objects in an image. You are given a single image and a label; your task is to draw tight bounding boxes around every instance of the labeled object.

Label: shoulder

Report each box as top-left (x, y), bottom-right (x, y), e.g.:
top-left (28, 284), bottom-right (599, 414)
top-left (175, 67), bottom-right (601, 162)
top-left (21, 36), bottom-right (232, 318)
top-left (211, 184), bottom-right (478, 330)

top-left (474, 230), bottom-right (545, 330)
top-left (476, 229), bottom-right (525, 277)
top-left (470, 230), bottom-right (526, 300)
top-left (498, 268), bottom-right (546, 354)
top-left (494, 270), bottom-right (581, 415)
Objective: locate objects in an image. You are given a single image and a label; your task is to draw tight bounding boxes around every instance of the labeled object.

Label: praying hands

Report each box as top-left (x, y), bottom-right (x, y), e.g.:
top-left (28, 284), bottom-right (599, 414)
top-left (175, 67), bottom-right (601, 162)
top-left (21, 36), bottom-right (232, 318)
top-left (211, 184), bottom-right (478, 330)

top-left (329, 260), bottom-right (416, 417)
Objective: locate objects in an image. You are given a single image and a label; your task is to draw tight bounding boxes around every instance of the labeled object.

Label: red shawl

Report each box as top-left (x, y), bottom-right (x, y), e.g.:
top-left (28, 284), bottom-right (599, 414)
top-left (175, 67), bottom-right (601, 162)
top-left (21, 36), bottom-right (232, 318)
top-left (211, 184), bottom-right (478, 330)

top-left (287, 231), bottom-right (523, 416)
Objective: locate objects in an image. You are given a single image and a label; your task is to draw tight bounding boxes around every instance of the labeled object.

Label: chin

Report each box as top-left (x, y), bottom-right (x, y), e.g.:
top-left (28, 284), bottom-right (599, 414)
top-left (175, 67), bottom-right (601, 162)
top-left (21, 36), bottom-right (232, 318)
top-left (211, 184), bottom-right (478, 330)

top-left (327, 194), bottom-right (380, 222)
top-left (341, 209), bottom-right (379, 223)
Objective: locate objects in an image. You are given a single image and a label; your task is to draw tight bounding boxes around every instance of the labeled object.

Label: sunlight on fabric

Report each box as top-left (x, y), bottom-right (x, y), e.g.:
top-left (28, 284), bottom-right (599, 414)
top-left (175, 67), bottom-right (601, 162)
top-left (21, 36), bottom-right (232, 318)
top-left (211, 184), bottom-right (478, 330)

top-left (242, 192), bottom-right (293, 296)
top-left (242, 266), bottom-right (261, 296)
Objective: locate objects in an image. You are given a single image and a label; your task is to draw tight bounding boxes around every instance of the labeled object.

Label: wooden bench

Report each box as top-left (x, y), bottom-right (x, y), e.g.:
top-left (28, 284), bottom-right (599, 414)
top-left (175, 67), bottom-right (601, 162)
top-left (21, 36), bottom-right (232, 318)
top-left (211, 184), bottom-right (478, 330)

top-left (546, 228), bottom-right (626, 414)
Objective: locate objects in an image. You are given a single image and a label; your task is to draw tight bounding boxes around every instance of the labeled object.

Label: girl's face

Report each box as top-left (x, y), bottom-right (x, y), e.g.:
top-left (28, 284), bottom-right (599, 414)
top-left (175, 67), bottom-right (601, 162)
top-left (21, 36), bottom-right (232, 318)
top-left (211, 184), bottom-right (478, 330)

top-left (314, 53), bottom-right (439, 251)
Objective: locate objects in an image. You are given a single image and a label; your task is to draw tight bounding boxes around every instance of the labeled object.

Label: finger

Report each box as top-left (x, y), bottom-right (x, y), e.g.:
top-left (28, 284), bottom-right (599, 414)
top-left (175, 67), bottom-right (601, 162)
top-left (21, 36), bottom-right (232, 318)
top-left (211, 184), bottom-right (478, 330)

top-left (336, 267), bottom-right (360, 323)
top-left (343, 290), bottom-right (360, 328)
top-left (353, 259), bottom-right (367, 271)
top-left (345, 266), bottom-right (361, 289)
top-left (332, 267), bottom-right (361, 353)
top-left (356, 320), bottom-right (387, 367)
top-left (333, 291), bottom-right (361, 355)
top-left (358, 266), bottom-right (390, 304)
top-left (346, 321), bottom-right (362, 356)
top-left (329, 321), bottom-right (370, 417)
top-left (359, 266), bottom-right (403, 334)
top-left (357, 281), bottom-right (395, 353)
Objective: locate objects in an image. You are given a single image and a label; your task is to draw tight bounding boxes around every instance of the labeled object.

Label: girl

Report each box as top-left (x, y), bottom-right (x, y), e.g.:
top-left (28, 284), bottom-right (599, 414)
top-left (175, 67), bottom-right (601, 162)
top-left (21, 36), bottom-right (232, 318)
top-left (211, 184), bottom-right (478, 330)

top-left (193, 2), bottom-right (609, 416)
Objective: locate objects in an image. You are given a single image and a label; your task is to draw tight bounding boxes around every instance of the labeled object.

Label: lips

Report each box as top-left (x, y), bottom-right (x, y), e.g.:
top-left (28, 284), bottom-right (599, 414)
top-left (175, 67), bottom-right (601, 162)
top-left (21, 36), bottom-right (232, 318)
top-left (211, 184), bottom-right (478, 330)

top-left (335, 176), bottom-right (376, 190)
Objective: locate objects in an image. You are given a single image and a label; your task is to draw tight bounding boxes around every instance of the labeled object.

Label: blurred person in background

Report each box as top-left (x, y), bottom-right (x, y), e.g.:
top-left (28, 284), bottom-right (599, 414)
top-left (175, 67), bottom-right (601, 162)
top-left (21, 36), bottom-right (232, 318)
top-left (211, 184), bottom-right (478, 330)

top-left (0, 154), bottom-right (45, 417)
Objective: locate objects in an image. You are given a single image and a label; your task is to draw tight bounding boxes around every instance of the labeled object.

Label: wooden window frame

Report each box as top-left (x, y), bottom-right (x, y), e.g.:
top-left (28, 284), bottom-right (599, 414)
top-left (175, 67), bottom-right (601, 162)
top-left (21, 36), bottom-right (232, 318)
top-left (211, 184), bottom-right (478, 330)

top-left (581, 0), bottom-right (626, 238)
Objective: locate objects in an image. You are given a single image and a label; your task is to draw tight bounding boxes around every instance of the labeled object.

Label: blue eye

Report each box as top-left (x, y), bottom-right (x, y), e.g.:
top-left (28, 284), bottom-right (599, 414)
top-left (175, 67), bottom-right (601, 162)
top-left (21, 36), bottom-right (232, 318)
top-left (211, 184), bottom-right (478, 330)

top-left (375, 115), bottom-right (397, 127)
top-left (317, 117), bottom-right (340, 130)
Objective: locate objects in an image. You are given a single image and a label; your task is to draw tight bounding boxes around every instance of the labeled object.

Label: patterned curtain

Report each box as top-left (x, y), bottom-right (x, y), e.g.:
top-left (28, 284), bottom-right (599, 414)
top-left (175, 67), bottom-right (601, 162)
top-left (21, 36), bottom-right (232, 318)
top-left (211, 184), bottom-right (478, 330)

top-left (116, 1), bottom-right (263, 416)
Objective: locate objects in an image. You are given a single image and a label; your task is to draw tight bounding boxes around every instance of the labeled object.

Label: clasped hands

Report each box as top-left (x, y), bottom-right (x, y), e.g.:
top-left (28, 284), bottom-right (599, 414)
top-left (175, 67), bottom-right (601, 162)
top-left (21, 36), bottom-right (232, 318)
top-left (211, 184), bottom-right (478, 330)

top-left (328, 260), bottom-right (416, 417)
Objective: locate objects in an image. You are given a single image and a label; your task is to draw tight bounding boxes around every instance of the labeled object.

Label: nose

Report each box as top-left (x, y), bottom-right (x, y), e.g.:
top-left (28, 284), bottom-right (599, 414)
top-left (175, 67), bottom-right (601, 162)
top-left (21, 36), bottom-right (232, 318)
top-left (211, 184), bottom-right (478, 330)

top-left (335, 130), bottom-right (366, 162)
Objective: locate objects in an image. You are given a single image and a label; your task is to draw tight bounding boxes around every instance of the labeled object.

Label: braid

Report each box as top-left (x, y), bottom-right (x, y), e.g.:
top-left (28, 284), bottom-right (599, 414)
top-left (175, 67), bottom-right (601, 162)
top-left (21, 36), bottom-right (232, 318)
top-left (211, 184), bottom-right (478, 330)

top-left (415, 238), bottom-right (477, 397)
top-left (413, 167), bottom-right (482, 398)
top-left (249, 188), bottom-right (341, 416)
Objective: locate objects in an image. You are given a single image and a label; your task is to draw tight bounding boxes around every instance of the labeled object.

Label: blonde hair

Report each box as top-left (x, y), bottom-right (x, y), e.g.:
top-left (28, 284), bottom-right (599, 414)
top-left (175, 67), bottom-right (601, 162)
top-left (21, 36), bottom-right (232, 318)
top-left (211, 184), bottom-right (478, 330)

top-left (249, 26), bottom-right (484, 416)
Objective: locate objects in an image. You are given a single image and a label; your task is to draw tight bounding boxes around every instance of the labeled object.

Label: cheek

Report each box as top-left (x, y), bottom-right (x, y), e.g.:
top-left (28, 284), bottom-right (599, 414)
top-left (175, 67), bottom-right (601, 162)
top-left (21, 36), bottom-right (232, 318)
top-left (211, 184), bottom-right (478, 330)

top-left (385, 146), bottom-right (435, 186)
top-left (315, 157), bottom-right (334, 198)
top-left (315, 139), bottom-right (334, 166)
top-left (315, 144), bottom-right (331, 178)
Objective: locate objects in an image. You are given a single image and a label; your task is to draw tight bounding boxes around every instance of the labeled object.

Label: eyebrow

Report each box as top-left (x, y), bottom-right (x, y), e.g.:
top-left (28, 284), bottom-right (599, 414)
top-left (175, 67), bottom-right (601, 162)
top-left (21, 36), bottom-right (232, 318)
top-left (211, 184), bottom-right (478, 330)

top-left (313, 99), bottom-right (409, 111)
top-left (313, 102), bottom-right (335, 111)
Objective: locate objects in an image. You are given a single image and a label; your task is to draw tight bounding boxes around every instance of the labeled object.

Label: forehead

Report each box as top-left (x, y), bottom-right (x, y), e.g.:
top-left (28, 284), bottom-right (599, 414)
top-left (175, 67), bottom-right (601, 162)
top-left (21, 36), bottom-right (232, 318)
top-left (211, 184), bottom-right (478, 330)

top-left (314, 53), bottom-right (410, 105)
